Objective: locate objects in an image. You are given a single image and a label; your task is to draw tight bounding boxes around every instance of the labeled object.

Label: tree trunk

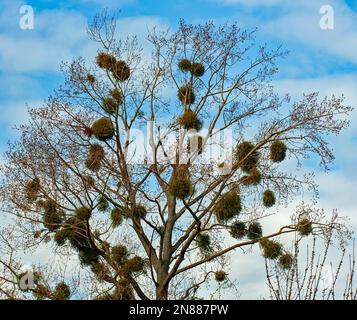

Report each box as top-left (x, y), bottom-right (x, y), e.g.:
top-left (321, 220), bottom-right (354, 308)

top-left (155, 194), bottom-right (176, 299)
top-left (156, 273), bottom-right (169, 300)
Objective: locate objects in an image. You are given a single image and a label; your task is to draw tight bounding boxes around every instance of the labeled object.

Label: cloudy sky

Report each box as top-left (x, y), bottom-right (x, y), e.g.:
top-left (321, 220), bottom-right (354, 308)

top-left (0, 0), bottom-right (356, 299)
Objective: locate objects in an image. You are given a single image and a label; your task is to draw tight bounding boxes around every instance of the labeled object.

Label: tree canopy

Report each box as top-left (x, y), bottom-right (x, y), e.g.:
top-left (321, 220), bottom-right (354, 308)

top-left (0, 12), bottom-right (353, 300)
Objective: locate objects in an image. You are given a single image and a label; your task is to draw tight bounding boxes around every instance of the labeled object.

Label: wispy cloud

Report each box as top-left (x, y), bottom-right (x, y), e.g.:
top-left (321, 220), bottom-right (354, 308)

top-left (263, 1), bottom-right (357, 64)
top-left (215, 0), bottom-right (357, 65)
top-left (0, 6), bottom-right (92, 73)
top-left (215, 0), bottom-right (284, 6)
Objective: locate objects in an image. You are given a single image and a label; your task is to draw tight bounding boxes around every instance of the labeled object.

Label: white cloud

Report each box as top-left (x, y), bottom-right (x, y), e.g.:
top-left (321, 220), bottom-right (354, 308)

top-left (0, 74), bottom-right (44, 99)
top-left (264, 1), bottom-right (357, 63)
top-left (0, 3), bottom-right (168, 73)
top-left (115, 16), bottom-right (169, 37)
top-left (216, 0), bottom-right (284, 6)
top-left (274, 75), bottom-right (357, 177)
top-left (76, 0), bottom-right (135, 6)
top-left (0, 8), bottom-right (93, 73)
top-left (215, 0), bottom-right (357, 65)
top-left (0, 99), bottom-right (42, 132)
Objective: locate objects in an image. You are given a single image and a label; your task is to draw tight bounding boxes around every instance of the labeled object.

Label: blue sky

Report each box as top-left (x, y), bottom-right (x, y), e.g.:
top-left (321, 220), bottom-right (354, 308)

top-left (1, 0), bottom-right (356, 171)
top-left (0, 0), bottom-right (356, 298)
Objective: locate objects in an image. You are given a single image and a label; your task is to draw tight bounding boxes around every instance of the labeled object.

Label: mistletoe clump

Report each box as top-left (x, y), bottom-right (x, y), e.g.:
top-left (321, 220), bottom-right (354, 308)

top-left (122, 256), bottom-right (145, 274)
top-left (83, 126), bottom-right (94, 138)
top-left (43, 200), bottom-right (64, 231)
top-left (110, 88), bottom-right (123, 104)
top-left (86, 74), bottom-right (96, 83)
top-left (278, 253), bottom-right (294, 269)
top-left (79, 249), bottom-right (100, 266)
top-left (111, 208), bottom-right (124, 227)
top-left (196, 233), bottom-right (212, 253)
top-left (66, 218), bottom-right (89, 250)
top-left (130, 204), bottom-right (147, 219)
top-left (191, 62), bottom-right (205, 77)
top-left (178, 58), bottom-right (192, 72)
top-left (91, 262), bottom-right (109, 282)
top-left (177, 59), bottom-right (205, 77)
top-left (97, 196), bottom-right (109, 212)
top-left (112, 60), bottom-right (130, 81)
top-left (247, 222), bottom-right (263, 240)
top-left (215, 271), bottom-right (227, 282)
top-left (25, 178), bottom-right (41, 202)
top-left (262, 189), bottom-right (276, 208)
top-left (111, 245), bottom-right (128, 265)
top-left (85, 144), bottom-right (105, 172)
top-left (83, 175), bottom-right (95, 189)
top-left (217, 162), bottom-right (226, 169)
top-left (54, 228), bottom-right (71, 246)
top-left (229, 221), bottom-right (246, 239)
top-left (33, 284), bottom-right (50, 300)
top-left (111, 279), bottom-right (134, 300)
top-left (75, 207), bottom-right (92, 220)
top-left (169, 167), bottom-right (192, 200)
top-left (62, 218), bottom-right (99, 267)
top-left (91, 117), bottom-right (115, 141)
top-left (236, 141), bottom-right (260, 173)
top-left (96, 52), bottom-right (116, 69)
top-left (259, 238), bottom-right (283, 260)
top-left (178, 85), bottom-right (196, 105)
top-left (53, 282), bottom-right (71, 300)
top-left (297, 218), bottom-right (313, 236)
top-left (241, 167), bottom-right (262, 186)
top-left (178, 109), bottom-right (202, 131)
top-left (33, 230), bottom-right (42, 239)
top-left (102, 97), bottom-right (119, 114)
top-left (270, 140), bottom-right (287, 162)
top-left (214, 190), bottom-right (241, 222)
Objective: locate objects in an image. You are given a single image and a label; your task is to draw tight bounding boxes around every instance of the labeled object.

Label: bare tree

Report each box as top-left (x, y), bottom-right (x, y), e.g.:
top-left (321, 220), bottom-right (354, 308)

top-left (265, 209), bottom-right (356, 300)
top-left (0, 11), bottom-right (353, 300)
